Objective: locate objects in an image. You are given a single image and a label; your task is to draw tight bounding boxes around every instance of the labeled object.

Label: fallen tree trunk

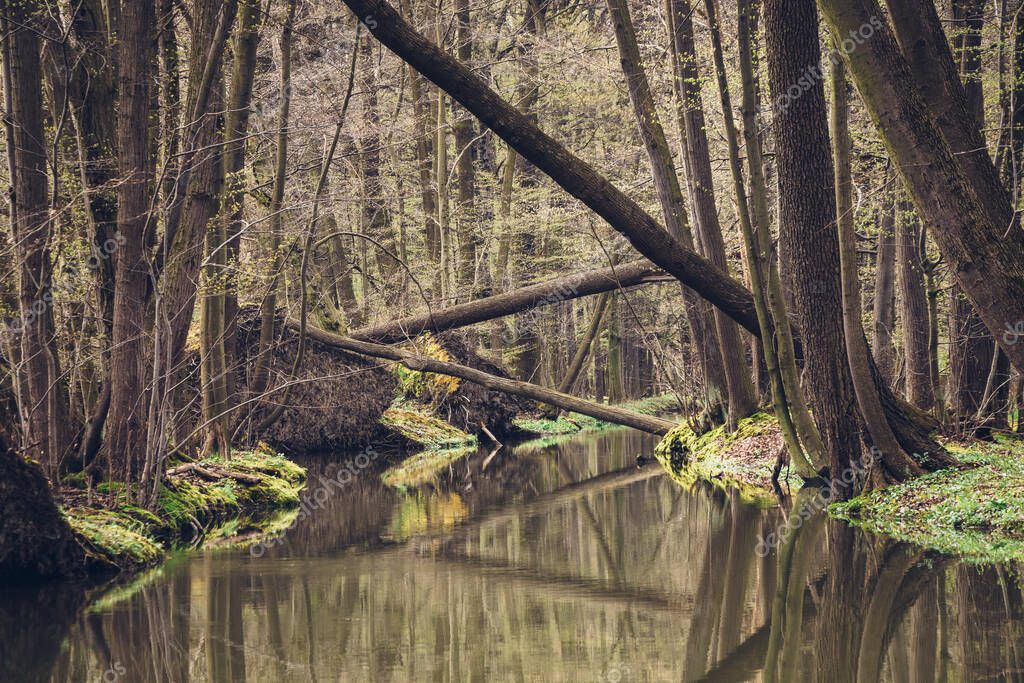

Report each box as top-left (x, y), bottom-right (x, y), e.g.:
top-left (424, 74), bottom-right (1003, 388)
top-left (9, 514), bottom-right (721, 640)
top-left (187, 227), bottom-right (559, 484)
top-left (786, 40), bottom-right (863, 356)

top-left (337, 0), bottom-right (761, 336)
top-left (328, 2), bottom-right (951, 473)
top-left (349, 259), bottom-right (666, 343)
top-left (295, 321), bottom-right (678, 435)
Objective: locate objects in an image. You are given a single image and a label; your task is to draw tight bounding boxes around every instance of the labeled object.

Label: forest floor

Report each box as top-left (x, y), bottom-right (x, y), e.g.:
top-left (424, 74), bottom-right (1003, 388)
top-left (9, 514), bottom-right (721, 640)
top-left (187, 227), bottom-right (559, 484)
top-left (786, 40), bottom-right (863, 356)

top-left (653, 413), bottom-right (1024, 563)
top-left (58, 446), bottom-right (306, 575)
top-left (832, 435), bottom-right (1024, 564)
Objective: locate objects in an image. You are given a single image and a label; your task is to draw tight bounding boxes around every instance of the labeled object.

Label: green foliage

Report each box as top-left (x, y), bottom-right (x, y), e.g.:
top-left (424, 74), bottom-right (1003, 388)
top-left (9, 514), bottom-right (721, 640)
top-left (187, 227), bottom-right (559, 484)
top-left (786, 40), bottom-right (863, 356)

top-left (831, 435), bottom-right (1024, 564)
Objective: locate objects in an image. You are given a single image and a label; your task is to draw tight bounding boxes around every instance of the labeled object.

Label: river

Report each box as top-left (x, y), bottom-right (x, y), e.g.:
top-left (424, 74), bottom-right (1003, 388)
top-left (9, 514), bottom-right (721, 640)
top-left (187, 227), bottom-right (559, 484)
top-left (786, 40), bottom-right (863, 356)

top-left (2, 428), bottom-right (1022, 681)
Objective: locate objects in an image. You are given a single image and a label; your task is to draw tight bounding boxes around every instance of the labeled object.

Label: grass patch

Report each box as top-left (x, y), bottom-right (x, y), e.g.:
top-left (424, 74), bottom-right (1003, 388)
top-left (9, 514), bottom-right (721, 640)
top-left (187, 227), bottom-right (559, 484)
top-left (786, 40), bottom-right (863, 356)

top-left (830, 434), bottom-right (1024, 564)
top-left (62, 445), bottom-right (306, 574)
top-left (653, 412), bottom-right (800, 506)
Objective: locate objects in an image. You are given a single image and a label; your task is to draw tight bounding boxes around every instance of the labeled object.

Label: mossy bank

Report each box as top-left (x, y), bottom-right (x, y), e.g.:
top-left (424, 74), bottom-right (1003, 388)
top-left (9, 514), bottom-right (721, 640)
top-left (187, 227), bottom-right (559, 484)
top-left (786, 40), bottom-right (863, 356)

top-left (831, 434), bottom-right (1024, 564)
top-left (654, 413), bottom-right (1024, 563)
top-left (61, 446), bottom-right (306, 575)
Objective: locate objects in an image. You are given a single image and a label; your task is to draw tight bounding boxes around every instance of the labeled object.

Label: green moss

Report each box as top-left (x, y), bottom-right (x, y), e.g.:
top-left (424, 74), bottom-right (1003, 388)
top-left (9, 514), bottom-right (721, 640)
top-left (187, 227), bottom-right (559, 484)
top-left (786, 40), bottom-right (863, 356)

top-left (653, 412), bottom-right (800, 506)
top-left (830, 434), bottom-right (1024, 564)
top-left (64, 508), bottom-right (163, 570)
top-left (380, 404), bottom-right (477, 450)
top-left (62, 447), bottom-right (306, 575)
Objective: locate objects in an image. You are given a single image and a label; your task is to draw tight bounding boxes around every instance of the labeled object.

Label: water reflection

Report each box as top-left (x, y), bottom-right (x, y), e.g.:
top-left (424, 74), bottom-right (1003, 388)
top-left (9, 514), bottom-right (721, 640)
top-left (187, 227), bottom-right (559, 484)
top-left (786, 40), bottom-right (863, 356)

top-left (3, 429), bottom-right (1022, 681)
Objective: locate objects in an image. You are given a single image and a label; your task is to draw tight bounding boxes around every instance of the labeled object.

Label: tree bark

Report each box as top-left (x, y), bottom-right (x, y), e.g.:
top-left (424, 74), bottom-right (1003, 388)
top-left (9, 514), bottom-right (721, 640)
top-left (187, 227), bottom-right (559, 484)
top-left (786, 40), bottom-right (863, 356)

top-left (295, 322), bottom-right (678, 435)
top-left (222, 0), bottom-right (264, 413)
top-left (764, 0), bottom-right (860, 479)
top-left (818, 0), bottom-right (1024, 375)
top-left (349, 259), bottom-right (664, 343)
top-left (337, 0), bottom-right (762, 335)
top-left (896, 201), bottom-right (935, 411)
top-left (3, 0), bottom-right (72, 476)
top-left (872, 178), bottom-right (898, 386)
top-left (106, 0), bottom-right (156, 482)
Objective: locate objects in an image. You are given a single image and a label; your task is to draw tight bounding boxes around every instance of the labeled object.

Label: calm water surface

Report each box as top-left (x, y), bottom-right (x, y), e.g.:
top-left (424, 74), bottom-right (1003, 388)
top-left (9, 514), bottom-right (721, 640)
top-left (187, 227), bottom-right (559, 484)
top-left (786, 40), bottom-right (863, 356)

top-left (3, 429), bottom-right (1023, 681)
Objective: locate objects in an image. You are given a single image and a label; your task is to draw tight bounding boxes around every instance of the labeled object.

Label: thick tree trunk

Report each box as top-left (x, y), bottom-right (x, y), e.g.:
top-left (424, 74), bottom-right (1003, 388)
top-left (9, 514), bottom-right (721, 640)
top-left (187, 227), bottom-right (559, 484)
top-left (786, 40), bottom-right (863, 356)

top-left (337, 0), bottom-right (762, 334)
top-left (349, 259), bottom-right (664, 343)
top-left (3, 0), bottom-right (72, 476)
top-left (106, 0), bottom-right (157, 482)
top-left (818, 0), bottom-right (1024, 375)
top-left (296, 322), bottom-right (678, 435)
top-left (764, 0), bottom-right (860, 479)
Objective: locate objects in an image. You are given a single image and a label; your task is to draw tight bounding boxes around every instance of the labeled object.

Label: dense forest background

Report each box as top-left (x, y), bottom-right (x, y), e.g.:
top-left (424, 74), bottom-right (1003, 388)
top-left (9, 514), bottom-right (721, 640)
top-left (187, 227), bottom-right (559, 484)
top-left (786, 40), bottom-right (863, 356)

top-left (2, 0), bottom-right (1023, 507)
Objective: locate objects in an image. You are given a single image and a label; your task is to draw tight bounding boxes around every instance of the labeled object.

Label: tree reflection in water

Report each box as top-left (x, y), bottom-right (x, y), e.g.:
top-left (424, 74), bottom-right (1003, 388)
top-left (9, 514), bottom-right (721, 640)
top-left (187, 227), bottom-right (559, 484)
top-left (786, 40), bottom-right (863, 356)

top-left (2, 429), bottom-right (1021, 682)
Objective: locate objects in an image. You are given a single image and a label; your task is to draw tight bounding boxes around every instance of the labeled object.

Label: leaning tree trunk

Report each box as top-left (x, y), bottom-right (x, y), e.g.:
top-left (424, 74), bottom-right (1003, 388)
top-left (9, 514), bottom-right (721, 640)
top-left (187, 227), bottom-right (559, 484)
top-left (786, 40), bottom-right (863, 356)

top-left (818, 0), bottom-right (1024, 375)
top-left (336, 0), bottom-right (763, 335)
top-left (349, 259), bottom-right (664, 343)
top-left (297, 322), bottom-right (678, 435)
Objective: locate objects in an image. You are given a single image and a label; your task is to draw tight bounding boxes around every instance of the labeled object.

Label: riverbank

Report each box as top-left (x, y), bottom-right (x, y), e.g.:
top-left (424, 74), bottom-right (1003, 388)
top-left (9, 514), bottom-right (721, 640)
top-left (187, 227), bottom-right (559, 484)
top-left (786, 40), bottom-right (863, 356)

top-left (514, 393), bottom-right (680, 439)
top-left (831, 435), bottom-right (1024, 564)
top-left (653, 413), bottom-right (1024, 562)
top-left (654, 412), bottom-right (800, 506)
top-left (60, 446), bottom-right (306, 575)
